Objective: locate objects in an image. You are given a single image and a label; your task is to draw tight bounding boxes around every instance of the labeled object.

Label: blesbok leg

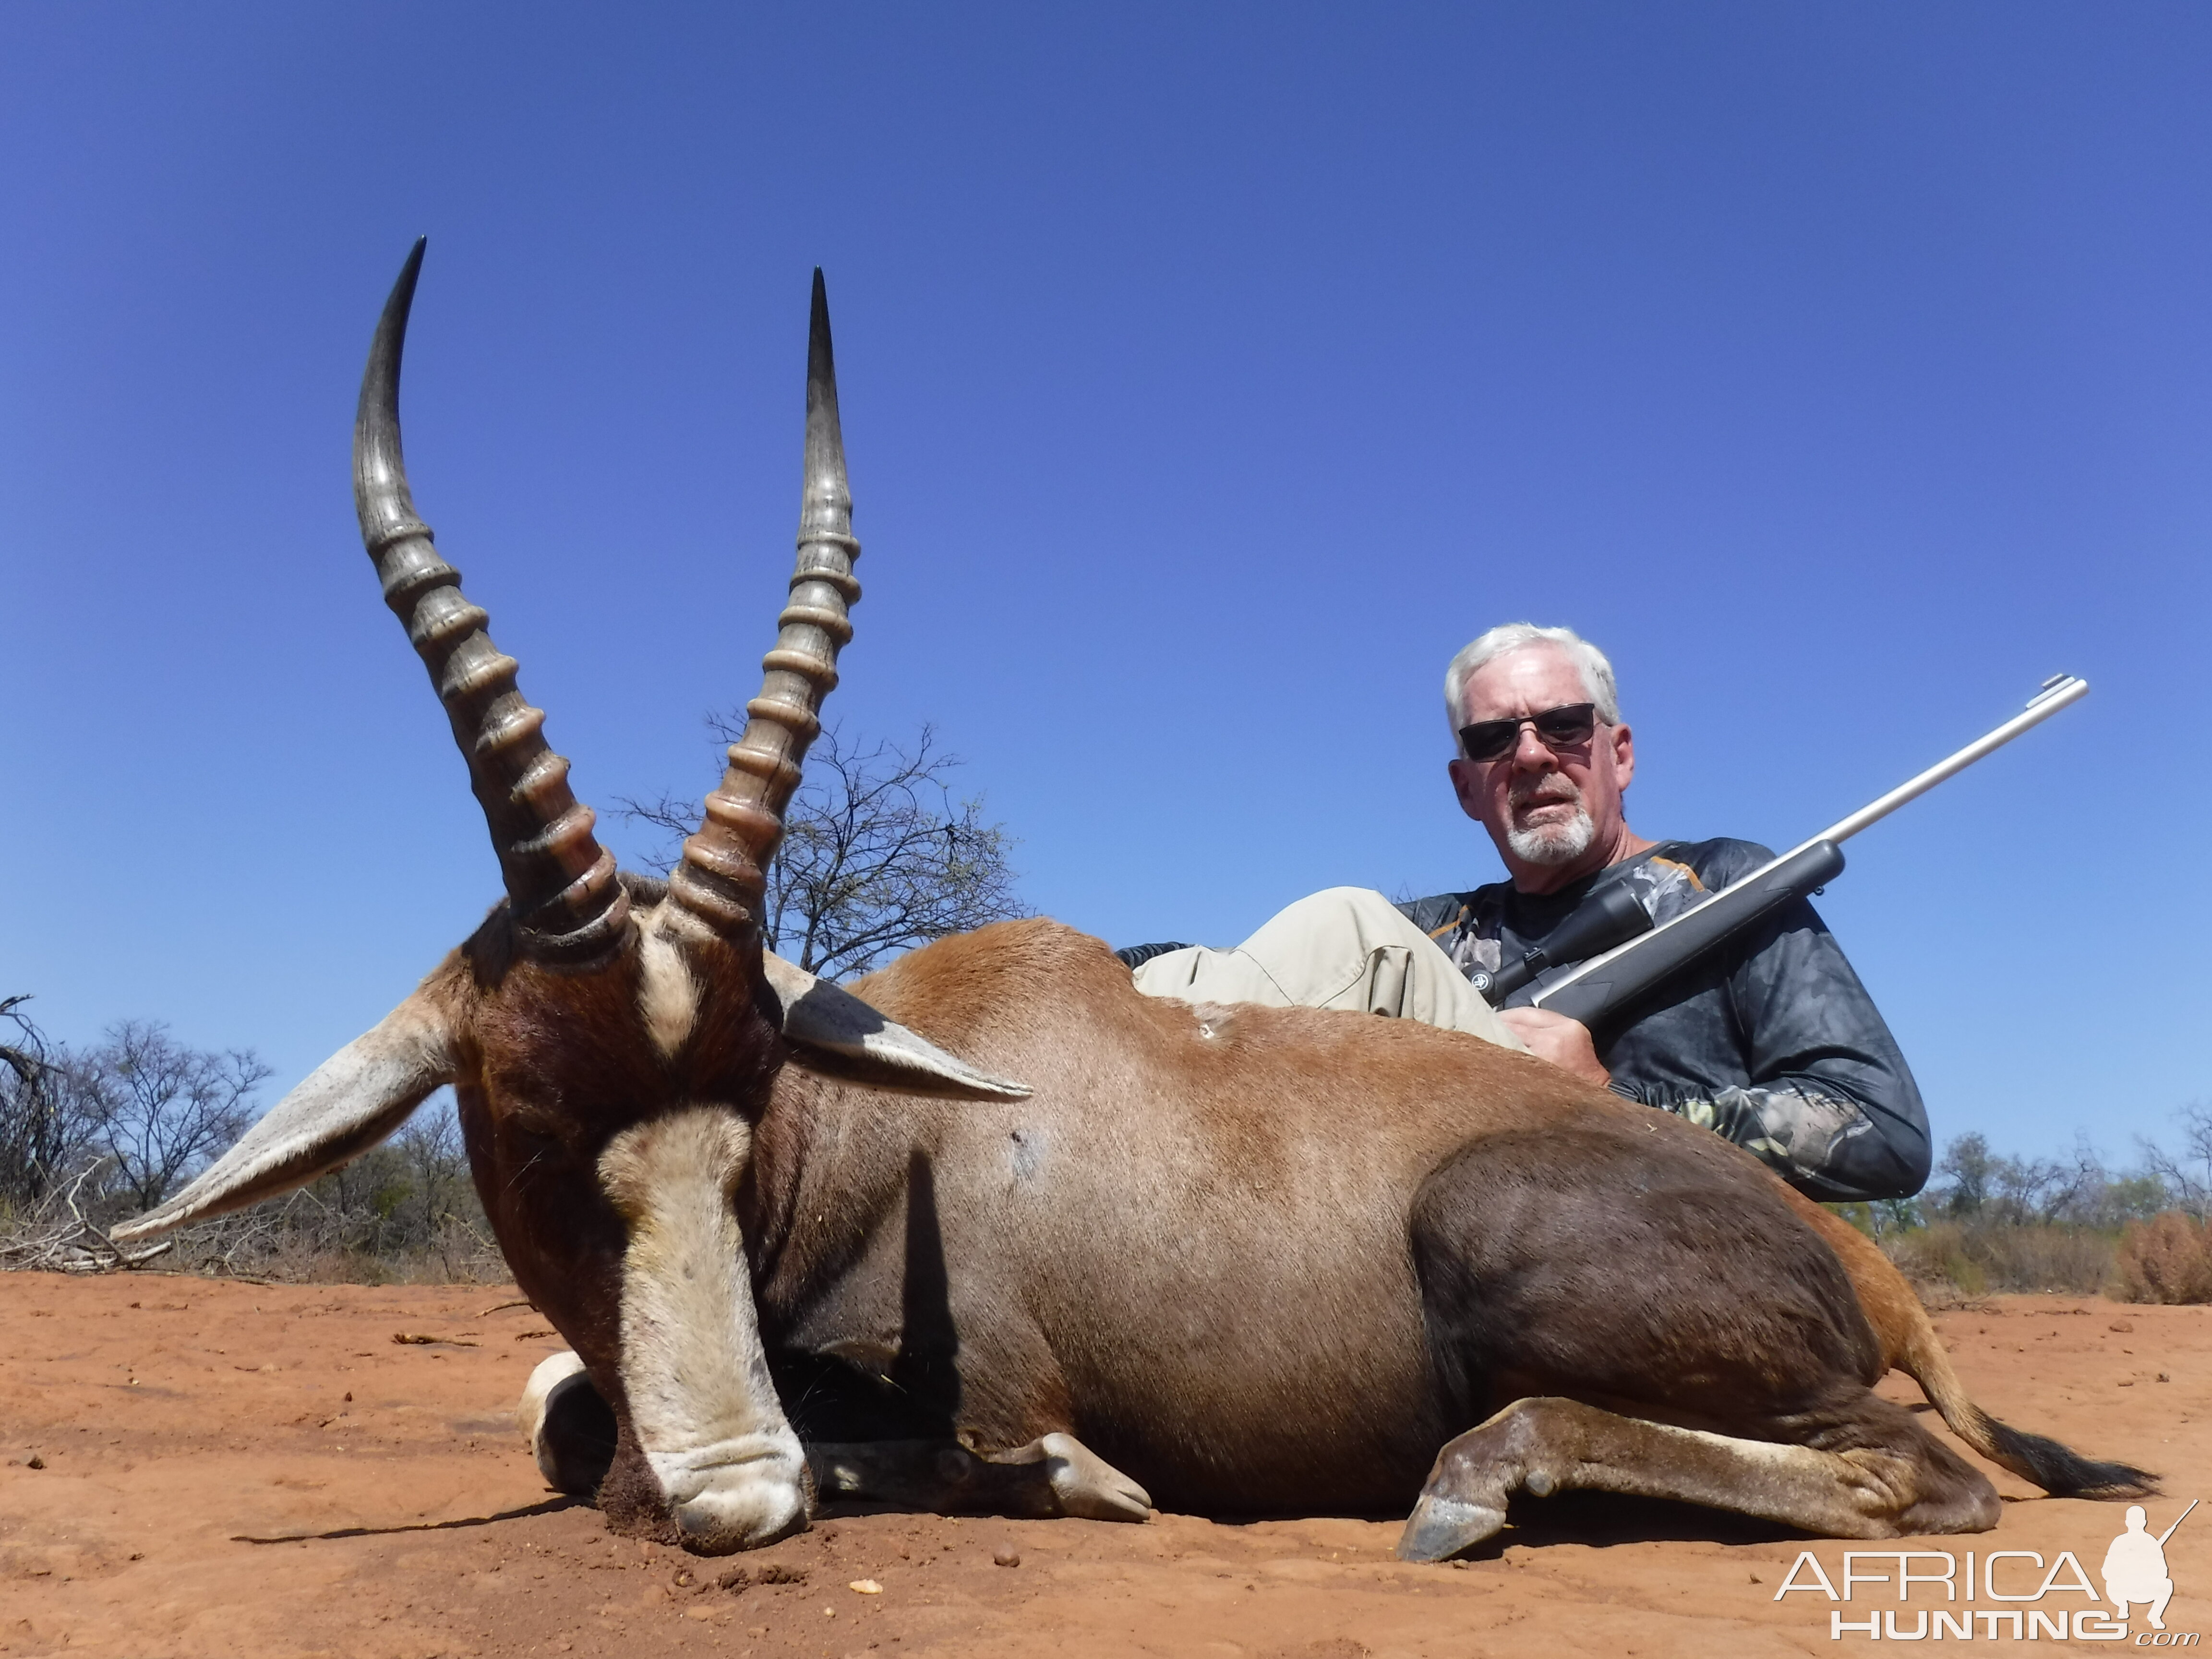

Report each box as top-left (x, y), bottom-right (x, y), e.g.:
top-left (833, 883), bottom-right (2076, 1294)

top-left (1403, 1122), bottom-right (1998, 1557)
top-left (519, 1351), bottom-right (619, 1496)
top-left (810, 1434), bottom-right (1153, 1522)
top-left (522, 1353), bottom-right (1149, 1522)
top-left (1397, 1395), bottom-right (1998, 1561)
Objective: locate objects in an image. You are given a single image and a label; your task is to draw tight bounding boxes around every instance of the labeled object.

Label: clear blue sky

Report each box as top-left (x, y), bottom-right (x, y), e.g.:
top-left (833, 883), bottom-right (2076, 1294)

top-left (3, 3), bottom-right (2206, 1167)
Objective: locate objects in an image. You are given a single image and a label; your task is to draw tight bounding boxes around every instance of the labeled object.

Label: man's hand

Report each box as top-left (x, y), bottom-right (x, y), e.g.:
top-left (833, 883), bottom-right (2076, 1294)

top-left (1497, 1007), bottom-right (1611, 1088)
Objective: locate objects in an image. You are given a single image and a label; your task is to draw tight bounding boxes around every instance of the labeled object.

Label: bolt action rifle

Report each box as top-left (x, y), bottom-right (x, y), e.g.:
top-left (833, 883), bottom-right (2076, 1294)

top-left (1472, 675), bottom-right (2091, 1026)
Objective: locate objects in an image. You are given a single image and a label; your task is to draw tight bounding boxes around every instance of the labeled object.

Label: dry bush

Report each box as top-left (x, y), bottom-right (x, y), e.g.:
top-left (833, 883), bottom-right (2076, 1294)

top-left (3, 998), bottom-right (509, 1286)
top-left (1882, 1219), bottom-right (2118, 1300)
top-left (170, 1202), bottom-right (508, 1286)
top-left (2115, 1211), bottom-right (2212, 1305)
top-left (620, 720), bottom-right (1029, 981)
top-left (0, 1175), bottom-right (508, 1285)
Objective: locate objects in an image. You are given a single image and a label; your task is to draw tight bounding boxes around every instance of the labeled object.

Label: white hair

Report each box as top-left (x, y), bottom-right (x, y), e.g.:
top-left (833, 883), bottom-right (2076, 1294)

top-left (1441, 623), bottom-right (1622, 741)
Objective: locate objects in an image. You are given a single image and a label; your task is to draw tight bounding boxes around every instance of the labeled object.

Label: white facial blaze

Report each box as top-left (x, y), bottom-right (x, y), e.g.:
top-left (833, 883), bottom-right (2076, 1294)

top-left (635, 916), bottom-right (701, 1059)
top-left (598, 1108), bottom-right (807, 1548)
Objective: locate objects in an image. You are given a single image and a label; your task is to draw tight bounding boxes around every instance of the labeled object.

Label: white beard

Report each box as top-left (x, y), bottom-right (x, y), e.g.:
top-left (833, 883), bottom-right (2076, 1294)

top-left (1505, 802), bottom-right (1596, 866)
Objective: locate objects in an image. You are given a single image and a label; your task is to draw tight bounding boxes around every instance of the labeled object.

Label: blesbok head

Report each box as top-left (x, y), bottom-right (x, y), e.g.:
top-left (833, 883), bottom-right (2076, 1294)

top-left (113, 243), bottom-right (1023, 1552)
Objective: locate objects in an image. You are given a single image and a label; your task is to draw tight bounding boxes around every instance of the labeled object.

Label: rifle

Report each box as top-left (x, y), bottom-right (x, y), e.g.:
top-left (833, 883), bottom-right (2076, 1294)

top-left (1473, 674), bottom-right (2090, 1026)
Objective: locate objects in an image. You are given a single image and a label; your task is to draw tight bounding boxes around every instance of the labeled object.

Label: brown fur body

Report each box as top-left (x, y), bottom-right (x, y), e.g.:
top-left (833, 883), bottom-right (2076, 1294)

top-left (341, 900), bottom-right (2146, 1550)
top-left (647, 918), bottom-right (1924, 1517)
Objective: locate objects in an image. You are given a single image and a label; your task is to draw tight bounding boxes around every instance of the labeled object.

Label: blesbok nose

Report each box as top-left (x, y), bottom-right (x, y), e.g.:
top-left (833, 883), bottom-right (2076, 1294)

top-left (522, 1348), bottom-right (810, 1551)
top-left (661, 1449), bottom-right (812, 1552)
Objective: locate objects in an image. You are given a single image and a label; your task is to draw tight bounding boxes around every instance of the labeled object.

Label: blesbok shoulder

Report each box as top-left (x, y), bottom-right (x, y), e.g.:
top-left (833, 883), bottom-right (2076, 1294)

top-left (115, 245), bottom-right (2151, 1559)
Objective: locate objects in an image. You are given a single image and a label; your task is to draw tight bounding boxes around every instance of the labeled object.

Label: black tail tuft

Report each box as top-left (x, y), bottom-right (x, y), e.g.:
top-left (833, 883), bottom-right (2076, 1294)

top-left (1984, 1414), bottom-right (2158, 1499)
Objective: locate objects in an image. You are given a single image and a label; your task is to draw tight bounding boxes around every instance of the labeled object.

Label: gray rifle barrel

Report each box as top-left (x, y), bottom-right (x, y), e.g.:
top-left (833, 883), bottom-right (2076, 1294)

top-left (1527, 673), bottom-right (2090, 1022)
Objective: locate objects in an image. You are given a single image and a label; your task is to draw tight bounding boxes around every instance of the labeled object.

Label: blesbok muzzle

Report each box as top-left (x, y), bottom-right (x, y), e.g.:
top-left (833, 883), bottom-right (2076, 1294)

top-left (598, 1109), bottom-right (810, 1551)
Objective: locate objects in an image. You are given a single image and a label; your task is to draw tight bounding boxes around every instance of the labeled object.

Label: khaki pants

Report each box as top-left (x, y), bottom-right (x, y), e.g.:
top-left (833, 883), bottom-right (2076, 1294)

top-left (1129, 886), bottom-right (1527, 1052)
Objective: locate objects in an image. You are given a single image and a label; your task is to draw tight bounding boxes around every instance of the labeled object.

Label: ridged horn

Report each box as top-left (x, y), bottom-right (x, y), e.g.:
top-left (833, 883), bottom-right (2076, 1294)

top-left (666, 269), bottom-right (859, 943)
top-left (353, 239), bottom-right (631, 965)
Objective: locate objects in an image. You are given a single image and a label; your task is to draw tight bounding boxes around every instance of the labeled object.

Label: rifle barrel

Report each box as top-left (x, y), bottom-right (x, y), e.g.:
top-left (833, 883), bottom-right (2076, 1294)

top-left (1528, 675), bottom-right (2089, 1020)
top-left (1792, 673), bottom-right (2089, 856)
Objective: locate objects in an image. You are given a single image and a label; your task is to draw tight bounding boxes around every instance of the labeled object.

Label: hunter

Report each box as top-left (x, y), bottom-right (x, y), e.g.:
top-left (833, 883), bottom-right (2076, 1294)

top-left (1123, 622), bottom-right (1931, 1204)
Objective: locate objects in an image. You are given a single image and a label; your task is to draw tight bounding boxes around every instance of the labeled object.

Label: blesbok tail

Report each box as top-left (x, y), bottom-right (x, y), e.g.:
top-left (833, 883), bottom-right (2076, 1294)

top-left (1890, 1304), bottom-right (2158, 1500)
top-left (1791, 1194), bottom-right (2158, 1500)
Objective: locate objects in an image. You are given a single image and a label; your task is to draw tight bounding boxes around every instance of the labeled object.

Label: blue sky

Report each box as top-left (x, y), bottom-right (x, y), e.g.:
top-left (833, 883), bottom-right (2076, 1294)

top-left (3, 3), bottom-right (2206, 1166)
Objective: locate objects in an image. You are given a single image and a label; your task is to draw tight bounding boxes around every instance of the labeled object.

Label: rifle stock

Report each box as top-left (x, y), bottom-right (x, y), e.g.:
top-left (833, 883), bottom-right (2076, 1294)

top-left (1530, 841), bottom-right (1843, 1027)
top-left (1472, 881), bottom-right (1650, 1006)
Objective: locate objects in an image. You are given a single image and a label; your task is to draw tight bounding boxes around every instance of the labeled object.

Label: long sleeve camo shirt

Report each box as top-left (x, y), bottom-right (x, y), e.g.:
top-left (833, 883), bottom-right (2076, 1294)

top-left (1397, 839), bottom-right (1931, 1203)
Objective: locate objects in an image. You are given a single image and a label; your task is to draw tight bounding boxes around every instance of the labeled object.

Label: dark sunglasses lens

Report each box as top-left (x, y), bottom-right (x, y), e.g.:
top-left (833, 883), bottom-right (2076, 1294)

top-left (1532, 706), bottom-right (1598, 746)
top-left (1458, 721), bottom-right (1517, 761)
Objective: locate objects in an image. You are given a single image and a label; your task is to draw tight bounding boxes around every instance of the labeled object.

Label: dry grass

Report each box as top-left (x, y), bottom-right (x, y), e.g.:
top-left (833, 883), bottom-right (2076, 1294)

top-left (2114, 1211), bottom-right (2212, 1304)
top-left (1881, 1219), bottom-right (2120, 1300)
top-left (0, 1183), bottom-right (507, 1286)
top-left (1875, 1211), bottom-right (2212, 1306)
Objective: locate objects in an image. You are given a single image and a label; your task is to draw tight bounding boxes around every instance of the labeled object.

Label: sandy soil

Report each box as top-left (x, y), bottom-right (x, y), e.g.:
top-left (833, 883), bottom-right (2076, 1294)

top-left (2, 1273), bottom-right (2206, 1658)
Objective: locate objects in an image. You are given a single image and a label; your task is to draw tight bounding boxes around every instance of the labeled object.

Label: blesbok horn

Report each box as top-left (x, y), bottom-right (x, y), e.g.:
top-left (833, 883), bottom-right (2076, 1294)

top-left (665, 269), bottom-right (859, 945)
top-left (354, 239), bottom-right (630, 965)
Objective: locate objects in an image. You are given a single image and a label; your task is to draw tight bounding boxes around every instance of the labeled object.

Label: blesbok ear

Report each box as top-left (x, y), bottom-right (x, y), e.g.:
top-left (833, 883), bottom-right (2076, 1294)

top-left (109, 994), bottom-right (456, 1242)
top-left (762, 953), bottom-right (1029, 1099)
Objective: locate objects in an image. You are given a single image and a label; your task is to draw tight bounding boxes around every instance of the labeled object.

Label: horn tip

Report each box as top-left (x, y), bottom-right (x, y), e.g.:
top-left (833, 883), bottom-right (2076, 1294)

top-left (395, 235), bottom-right (427, 293)
top-left (377, 240), bottom-right (429, 347)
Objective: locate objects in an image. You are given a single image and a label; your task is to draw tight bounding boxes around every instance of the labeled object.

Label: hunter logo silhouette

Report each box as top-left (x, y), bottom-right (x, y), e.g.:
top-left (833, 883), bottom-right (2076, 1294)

top-left (2106, 1500), bottom-right (2196, 1631)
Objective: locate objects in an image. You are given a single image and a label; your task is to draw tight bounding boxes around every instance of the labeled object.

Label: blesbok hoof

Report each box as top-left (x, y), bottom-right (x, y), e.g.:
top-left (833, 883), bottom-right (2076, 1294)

top-left (1395, 1494), bottom-right (1506, 1562)
top-left (518, 1352), bottom-right (617, 1496)
top-left (1035, 1432), bottom-right (1153, 1522)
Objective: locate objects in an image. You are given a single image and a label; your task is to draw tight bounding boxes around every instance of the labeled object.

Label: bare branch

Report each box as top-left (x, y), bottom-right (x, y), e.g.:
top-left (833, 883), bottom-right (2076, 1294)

top-left (620, 718), bottom-right (1031, 980)
top-left (605, 791), bottom-right (703, 877)
top-left (72, 1022), bottom-right (272, 1212)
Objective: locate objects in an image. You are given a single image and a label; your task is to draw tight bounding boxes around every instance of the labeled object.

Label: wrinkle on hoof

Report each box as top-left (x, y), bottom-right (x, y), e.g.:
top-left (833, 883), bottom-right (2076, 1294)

top-left (1397, 1494), bottom-right (1506, 1562)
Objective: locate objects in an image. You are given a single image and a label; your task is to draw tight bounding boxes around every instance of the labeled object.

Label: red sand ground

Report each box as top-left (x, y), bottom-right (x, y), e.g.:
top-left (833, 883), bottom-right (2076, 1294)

top-left (2, 1273), bottom-right (2206, 1658)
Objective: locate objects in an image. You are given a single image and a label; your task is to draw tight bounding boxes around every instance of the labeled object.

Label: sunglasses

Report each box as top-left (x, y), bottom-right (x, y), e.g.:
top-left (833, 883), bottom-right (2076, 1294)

top-left (1456, 702), bottom-right (1600, 763)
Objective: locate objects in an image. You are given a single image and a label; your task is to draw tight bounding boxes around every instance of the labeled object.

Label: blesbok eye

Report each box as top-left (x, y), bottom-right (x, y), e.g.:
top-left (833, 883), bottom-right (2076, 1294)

top-left (498, 1118), bottom-right (573, 1160)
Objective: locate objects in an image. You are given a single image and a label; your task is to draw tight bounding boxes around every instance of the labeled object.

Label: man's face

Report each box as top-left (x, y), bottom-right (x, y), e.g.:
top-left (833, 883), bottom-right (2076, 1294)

top-left (1448, 645), bottom-right (1636, 888)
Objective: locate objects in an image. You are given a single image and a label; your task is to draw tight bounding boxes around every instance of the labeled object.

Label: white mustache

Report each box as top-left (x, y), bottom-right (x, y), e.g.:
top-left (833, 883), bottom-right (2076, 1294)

top-left (1509, 783), bottom-right (1581, 813)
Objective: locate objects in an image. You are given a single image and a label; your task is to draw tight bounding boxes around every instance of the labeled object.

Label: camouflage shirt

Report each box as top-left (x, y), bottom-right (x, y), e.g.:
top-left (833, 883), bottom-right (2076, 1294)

top-left (1397, 839), bottom-right (1930, 1203)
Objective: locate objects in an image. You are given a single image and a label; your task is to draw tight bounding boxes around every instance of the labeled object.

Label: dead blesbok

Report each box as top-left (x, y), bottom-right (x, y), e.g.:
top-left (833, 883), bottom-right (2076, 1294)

top-left (115, 244), bottom-right (2151, 1560)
